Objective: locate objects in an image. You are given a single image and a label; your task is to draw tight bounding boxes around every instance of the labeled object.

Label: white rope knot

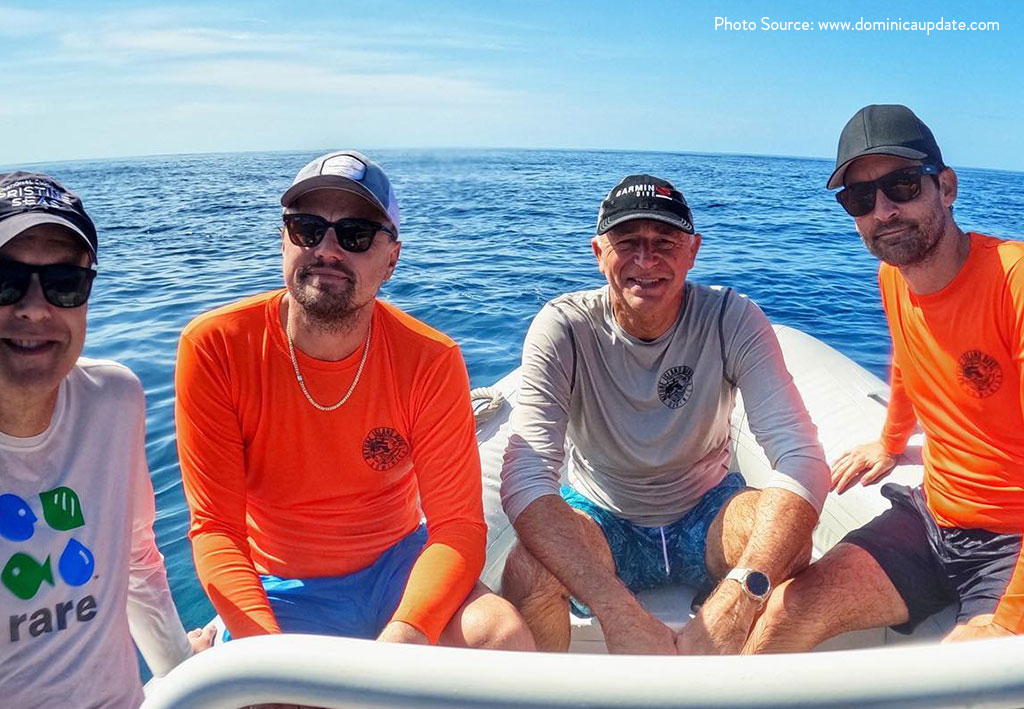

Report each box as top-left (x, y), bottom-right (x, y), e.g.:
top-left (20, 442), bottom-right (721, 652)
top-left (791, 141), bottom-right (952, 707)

top-left (470, 386), bottom-right (505, 423)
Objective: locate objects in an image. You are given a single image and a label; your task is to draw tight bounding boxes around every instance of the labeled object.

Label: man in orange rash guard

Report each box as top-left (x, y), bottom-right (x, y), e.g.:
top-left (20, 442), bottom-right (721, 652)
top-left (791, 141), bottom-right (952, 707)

top-left (175, 150), bottom-right (532, 649)
top-left (747, 105), bottom-right (1024, 651)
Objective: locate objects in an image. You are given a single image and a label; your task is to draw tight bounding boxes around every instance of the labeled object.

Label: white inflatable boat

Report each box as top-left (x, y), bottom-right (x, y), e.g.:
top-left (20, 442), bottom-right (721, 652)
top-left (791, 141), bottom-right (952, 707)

top-left (142, 325), bottom-right (1024, 709)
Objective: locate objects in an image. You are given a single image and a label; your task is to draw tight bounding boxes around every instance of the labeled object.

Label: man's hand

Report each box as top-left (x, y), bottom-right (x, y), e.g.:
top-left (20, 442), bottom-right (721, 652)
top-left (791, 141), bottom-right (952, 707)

top-left (187, 624), bottom-right (217, 655)
top-left (830, 440), bottom-right (897, 493)
top-left (675, 581), bottom-right (757, 655)
top-left (599, 605), bottom-right (677, 655)
top-left (377, 620), bottom-right (430, 645)
top-left (943, 615), bottom-right (1013, 643)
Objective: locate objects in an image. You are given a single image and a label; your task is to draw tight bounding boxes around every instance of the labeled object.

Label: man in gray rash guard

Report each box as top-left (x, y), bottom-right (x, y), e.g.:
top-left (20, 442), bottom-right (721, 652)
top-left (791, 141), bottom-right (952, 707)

top-left (500, 174), bottom-right (829, 654)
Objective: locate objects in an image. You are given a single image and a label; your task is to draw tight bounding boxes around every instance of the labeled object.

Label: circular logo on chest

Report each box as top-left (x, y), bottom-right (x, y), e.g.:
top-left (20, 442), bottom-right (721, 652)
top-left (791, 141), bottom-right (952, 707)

top-left (956, 350), bottom-right (1002, 398)
top-left (361, 427), bottom-right (411, 471)
top-left (658, 365), bottom-right (694, 409)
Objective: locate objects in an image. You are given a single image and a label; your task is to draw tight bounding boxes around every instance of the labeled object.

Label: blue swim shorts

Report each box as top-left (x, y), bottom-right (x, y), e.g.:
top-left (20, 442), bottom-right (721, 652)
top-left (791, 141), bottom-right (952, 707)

top-left (561, 472), bottom-right (746, 617)
top-left (223, 524), bottom-right (427, 642)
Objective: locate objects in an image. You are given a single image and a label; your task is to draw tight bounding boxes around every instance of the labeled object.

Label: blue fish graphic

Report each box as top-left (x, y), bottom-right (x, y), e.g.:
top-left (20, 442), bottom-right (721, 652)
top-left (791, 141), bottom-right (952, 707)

top-left (0, 494), bottom-right (37, 542)
top-left (2, 553), bottom-right (53, 600)
top-left (58, 538), bottom-right (96, 587)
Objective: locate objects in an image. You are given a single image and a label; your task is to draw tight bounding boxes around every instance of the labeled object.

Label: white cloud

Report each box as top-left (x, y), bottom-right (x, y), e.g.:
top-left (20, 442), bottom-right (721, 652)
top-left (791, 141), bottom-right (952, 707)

top-left (60, 27), bottom-right (262, 56)
top-left (156, 58), bottom-right (519, 107)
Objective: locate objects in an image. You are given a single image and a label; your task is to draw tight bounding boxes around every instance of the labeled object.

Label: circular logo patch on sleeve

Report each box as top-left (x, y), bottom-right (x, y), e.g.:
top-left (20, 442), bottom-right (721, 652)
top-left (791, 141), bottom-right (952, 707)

top-left (956, 350), bottom-right (1002, 398)
top-left (658, 365), bottom-right (694, 409)
top-left (362, 427), bottom-right (411, 471)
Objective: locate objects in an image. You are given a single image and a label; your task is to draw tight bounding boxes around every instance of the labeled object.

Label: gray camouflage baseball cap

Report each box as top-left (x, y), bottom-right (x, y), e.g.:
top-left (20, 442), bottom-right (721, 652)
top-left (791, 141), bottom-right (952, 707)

top-left (281, 150), bottom-right (400, 232)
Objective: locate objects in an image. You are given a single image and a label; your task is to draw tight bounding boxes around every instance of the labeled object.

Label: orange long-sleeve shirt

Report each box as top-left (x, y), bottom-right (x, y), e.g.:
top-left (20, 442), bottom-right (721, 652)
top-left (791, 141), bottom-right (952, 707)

top-left (175, 290), bottom-right (486, 644)
top-left (879, 233), bottom-right (1024, 632)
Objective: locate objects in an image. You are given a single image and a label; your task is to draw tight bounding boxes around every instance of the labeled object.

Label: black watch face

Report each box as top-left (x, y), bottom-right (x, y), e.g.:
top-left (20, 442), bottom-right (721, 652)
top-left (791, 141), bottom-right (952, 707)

top-left (745, 571), bottom-right (770, 597)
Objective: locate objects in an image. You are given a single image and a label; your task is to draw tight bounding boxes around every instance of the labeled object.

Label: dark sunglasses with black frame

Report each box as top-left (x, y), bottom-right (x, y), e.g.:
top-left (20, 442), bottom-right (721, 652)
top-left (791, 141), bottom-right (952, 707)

top-left (0, 260), bottom-right (97, 308)
top-left (836, 164), bottom-right (943, 217)
top-left (283, 213), bottom-right (397, 253)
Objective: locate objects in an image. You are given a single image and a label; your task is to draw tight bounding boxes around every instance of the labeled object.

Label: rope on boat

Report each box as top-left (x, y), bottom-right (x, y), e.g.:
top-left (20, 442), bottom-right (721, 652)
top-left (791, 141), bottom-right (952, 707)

top-left (470, 386), bottom-right (505, 423)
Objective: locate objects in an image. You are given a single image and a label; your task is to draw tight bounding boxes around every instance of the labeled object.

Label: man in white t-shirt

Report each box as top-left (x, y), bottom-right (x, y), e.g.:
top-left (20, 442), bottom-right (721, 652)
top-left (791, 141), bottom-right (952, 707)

top-left (0, 172), bottom-right (212, 708)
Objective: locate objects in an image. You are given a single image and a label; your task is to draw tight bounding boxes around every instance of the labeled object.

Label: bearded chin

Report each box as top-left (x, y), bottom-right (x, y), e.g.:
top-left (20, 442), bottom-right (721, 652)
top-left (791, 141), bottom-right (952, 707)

top-left (865, 213), bottom-right (946, 268)
top-left (289, 276), bottom-right (357, 333)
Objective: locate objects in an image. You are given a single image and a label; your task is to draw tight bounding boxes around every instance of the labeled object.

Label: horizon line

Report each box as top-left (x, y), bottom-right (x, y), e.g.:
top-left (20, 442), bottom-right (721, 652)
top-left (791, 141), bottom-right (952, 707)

top-left (4, 146), bottom-right (1021, 177)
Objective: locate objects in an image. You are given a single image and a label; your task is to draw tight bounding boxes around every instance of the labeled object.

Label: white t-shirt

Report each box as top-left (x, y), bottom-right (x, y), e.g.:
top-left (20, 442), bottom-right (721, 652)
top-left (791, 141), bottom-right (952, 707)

top-left (0, 358), bottom-right (191, 708)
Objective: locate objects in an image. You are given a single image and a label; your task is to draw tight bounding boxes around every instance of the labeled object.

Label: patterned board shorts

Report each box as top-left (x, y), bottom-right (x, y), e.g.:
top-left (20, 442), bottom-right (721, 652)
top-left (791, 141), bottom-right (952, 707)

top-left (561, 472), bottom-right (747, 617)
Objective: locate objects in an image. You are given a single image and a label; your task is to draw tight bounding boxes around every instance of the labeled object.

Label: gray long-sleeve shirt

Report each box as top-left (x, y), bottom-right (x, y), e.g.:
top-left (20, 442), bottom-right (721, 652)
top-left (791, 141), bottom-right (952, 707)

top-left (500, 283), bottom-right (829, 527)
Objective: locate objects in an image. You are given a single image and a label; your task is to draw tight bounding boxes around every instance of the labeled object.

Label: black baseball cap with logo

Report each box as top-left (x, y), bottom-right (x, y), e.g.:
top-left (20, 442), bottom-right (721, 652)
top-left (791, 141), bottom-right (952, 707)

top-left (827, 104), bottom-right (944, 189)
top-left (0, 172), bottom-right (98, 261)
top-left (596, 174), bottom-right (695, 235)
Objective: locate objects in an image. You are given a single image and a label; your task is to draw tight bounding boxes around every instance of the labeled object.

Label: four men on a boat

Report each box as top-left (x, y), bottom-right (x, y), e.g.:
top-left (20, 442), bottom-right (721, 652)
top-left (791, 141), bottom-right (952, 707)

top-left (2, 103), bottom-right (1021, 707)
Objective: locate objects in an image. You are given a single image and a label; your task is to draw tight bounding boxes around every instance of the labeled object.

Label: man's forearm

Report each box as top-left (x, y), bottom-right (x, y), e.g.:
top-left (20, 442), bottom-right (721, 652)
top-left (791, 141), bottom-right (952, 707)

top-left (191, 529), bottom-right (281, 637)
top-left (735, 487), bottom-right (818, 583)
top-left (390, 526), bottom-right (485, 645)
top-left (512, 495), bottom-right (643, 621)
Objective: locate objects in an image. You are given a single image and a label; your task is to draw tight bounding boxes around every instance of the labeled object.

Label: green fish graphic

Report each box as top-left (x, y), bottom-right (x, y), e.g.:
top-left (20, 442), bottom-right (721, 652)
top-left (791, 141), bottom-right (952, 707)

top-left (40, 486), bottom-right (84, 531)
top-left (2, 553), bottom-right (54, 600)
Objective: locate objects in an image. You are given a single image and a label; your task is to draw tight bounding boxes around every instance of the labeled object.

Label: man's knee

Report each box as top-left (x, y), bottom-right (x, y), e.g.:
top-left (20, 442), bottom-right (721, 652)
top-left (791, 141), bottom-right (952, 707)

top-left (754, 543), bottom-right (908, 651)
top-left (502, 541), bottom-right (565, 602)
top-left (758, 575), bottom-right (815, 632)
top-left (706, 488), bottom-right (760, 578)
top-left (459, 593), bottom-right (536, 651)
top-left (746, 567), bottom-right (835, 653)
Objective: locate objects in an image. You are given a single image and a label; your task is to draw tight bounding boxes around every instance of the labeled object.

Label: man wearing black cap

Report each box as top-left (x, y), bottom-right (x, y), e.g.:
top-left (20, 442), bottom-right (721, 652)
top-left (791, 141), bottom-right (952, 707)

top-left (0, 172), bottom-right (210, 707)
top-left (747, 105), bottom-right (1024, 651)
top-left (500, 174), bottom-right (829, 654)
top-left (176, 151), bottom-right (532, 650)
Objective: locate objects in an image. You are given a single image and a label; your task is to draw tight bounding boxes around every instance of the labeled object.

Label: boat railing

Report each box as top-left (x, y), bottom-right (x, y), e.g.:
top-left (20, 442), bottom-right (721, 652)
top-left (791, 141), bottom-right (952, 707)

top-left (142, 632), bottom-right (1024, 709)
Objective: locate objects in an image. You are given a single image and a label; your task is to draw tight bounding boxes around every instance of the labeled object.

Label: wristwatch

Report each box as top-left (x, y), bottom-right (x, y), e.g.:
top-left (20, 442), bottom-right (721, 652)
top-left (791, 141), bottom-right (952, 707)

top-left (724, 567), bottom-right (771, 607)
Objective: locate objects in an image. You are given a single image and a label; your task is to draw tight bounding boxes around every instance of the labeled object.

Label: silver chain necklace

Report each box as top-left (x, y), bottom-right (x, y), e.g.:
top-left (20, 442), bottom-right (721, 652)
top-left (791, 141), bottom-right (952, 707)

top-left (286, 321), bottom-right (372, 412)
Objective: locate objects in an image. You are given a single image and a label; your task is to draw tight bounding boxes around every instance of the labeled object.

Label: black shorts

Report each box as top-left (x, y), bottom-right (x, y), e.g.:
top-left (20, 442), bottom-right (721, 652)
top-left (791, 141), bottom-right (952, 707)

top-left (843, 484), bottom-right (1022, 634)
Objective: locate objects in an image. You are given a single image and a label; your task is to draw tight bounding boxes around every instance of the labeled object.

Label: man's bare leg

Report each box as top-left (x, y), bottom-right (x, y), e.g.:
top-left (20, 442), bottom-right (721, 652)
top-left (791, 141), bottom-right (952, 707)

top-left (438, 582), bottom-right (536, 650)
top-left (704, 488), bottom-right (761, 579)
top-left (501, 511), bottom-right (615, 651)
top-left (743, 542), bottom-right (909, 653)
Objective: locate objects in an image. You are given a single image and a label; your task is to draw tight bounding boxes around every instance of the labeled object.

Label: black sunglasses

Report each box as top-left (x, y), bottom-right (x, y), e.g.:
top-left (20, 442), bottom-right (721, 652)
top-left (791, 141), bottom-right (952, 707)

top-left (283, 214), bottom-right (396, 253)
top-left (836, 164), bottom-right (941, 217)
top-left (0, 260), bottom-right (96, 308)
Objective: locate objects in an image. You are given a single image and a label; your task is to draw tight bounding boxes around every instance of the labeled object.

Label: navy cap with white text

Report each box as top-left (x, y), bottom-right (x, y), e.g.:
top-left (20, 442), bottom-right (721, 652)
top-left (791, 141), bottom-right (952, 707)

top-left (0, 172), bottom-right (97, 261)
top-left (596, 174), bottom-right (695, 235)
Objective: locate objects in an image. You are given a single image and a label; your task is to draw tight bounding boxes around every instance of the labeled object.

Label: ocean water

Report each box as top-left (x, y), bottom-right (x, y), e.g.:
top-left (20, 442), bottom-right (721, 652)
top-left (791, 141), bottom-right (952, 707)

top-left (14, 149), bottom-right (1024, 650)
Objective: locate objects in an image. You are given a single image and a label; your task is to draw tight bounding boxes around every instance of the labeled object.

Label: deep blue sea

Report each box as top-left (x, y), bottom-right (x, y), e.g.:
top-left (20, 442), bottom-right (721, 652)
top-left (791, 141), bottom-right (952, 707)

top-left (14, 149), bottom-right (1024, 658)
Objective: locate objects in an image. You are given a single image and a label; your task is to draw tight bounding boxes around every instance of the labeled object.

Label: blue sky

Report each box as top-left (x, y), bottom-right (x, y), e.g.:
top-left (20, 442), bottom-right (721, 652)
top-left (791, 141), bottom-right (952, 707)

top-left (1, 0), bottom-right (1022, 170)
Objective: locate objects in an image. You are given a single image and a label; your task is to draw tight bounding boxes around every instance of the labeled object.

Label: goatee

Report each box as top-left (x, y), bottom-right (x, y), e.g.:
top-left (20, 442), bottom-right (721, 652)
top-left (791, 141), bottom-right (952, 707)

top-left (863, 217), bottom-right (944, 268)
top-left (289, 262), bottom-right (360, 333)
